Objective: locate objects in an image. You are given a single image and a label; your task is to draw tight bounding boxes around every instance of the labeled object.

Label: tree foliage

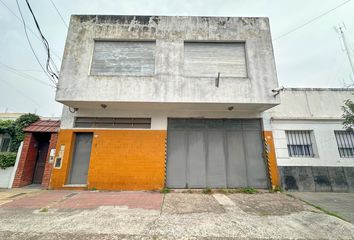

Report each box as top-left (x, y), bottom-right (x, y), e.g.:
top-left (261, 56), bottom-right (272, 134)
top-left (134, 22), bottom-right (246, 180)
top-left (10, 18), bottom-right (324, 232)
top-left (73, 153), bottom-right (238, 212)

top-left (11, 113), bottom-right (40, 151)
top-left (342, 99), bottom-right (354, 129)
top-left (0, 120), bottom-right (14, 135)
top-left (0, 113), bottom-right (40, 152)
top-left (0, 152), bottom-right (17, 169)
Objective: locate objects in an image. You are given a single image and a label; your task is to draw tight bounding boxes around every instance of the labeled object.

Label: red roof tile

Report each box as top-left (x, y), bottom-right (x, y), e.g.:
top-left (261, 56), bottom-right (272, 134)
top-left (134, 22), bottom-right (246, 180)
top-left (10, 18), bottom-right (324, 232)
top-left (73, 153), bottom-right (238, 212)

top-left (24, 120), bottom-right (60, 133)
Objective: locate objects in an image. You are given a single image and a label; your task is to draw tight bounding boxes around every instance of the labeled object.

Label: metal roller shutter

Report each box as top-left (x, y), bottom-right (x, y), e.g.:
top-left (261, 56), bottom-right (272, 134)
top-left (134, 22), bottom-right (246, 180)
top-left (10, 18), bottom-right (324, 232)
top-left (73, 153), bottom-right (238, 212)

top-left (166, 119), bottom-right (269, 188)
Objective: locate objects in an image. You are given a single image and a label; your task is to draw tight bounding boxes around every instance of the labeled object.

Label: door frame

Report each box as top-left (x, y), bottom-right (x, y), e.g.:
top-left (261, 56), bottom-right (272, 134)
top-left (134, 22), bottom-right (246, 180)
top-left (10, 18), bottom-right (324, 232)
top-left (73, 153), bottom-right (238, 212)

top-left (65, 131), bottom-right (94, 186)
top-left (31, 141), bottom-right (50, 184)
top-left (165, 118), bottom-right (270, 189)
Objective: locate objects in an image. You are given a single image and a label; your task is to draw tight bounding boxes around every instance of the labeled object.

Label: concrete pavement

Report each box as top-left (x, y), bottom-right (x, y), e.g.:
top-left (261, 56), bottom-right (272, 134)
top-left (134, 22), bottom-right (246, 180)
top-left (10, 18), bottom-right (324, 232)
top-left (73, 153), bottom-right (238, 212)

top-left (0, 189), bottom-right (353, 239)
top-left (290, 192), bottom-right (354, 224)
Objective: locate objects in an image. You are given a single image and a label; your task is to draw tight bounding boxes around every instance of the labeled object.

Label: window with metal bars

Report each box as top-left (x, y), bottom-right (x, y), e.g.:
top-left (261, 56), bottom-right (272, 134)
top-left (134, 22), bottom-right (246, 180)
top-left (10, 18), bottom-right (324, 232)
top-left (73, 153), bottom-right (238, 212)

top-left (334, 130), bottom-right (354, 158)
top-left (74, 117), bottom-right (151, 129)
top-left (286, 130), bottom-right (315, 157)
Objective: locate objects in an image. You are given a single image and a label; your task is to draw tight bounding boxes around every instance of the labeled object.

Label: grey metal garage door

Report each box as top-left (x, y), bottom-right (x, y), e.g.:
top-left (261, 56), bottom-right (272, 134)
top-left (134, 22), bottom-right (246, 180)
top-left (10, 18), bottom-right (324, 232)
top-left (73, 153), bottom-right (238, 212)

top-left (166, 119), bottom-right (269, 188)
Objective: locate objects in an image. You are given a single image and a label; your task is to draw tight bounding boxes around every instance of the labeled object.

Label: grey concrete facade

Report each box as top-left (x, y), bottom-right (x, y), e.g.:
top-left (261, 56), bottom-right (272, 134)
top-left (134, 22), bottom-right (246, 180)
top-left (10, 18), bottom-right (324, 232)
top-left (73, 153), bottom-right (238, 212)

top-left (280, 166), bottom-right (354, 192)
top-left (56, 15), bottom-right (279, 111)
top-left (53, 15), bottom-right (280, 191)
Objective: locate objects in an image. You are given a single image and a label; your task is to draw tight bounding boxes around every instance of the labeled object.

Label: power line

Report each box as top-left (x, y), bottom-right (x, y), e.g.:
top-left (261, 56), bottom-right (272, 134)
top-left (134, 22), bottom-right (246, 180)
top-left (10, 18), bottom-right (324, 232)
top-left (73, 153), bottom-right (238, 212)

top-left (49, 0), bottom-right (68, 29)
top-left (336, 24), bottom-right (354, 76)
top-left (24, 0), bottom-right (59, 81)
top-left (0, 78), bottom-right (55, 115)
top-left (7, 69), bottom-right (43, 72)
top-left (0, 0), bottom-right (62, 62)
top-left (16, 0), bottom-right (57, 86)
top-left (273, 0), bottom-right (353, 41)
top-left (0, 61), bottom-right (56, 88)
top-left (0, 78), bottom-right (42, 108)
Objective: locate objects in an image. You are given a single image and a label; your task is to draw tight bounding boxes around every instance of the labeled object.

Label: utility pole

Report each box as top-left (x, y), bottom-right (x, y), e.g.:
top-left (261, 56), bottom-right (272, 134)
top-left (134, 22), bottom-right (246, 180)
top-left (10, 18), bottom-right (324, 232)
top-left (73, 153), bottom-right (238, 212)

top-left (336, 23), bottom-right (354, 76)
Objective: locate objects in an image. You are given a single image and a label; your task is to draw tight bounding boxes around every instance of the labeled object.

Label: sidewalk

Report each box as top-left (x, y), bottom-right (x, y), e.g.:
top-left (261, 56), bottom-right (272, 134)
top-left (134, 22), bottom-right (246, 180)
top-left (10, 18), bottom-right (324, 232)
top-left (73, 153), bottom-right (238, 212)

top-left (0, 188), bottom-right (41, 206)
top-left (290, 192), bottom-right (354, 224)
top-left (0, 189), bottom-right (353, 239)
top-left (0, 190), bottom-right (162, 210)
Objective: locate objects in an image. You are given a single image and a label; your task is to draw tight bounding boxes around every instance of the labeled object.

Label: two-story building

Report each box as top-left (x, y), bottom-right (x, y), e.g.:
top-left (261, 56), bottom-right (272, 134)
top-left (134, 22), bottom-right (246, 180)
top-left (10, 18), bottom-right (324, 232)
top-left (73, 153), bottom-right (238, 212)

top-left (50, 15), bottom-right (280, 190)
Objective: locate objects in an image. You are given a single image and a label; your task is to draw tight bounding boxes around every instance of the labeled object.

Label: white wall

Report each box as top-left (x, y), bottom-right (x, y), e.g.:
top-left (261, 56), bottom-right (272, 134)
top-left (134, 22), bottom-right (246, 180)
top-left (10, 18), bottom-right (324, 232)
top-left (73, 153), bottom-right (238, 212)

top-left (266, 88), bottom-right (354, 167)
top-left (267, 88), bottom-right (353, 119)
top-left (272, 120), bottom-right (354, 167)
top-left (0, 167), bottom-right (14, 188)
top-left (60, 106), bottom-right (262, 130)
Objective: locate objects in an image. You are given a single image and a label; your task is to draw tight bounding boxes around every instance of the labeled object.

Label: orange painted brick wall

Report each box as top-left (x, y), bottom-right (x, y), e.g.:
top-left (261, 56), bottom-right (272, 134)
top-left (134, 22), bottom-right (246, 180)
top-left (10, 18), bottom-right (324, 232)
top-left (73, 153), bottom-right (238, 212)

top-left (49, 129), bottom-right (166, 190)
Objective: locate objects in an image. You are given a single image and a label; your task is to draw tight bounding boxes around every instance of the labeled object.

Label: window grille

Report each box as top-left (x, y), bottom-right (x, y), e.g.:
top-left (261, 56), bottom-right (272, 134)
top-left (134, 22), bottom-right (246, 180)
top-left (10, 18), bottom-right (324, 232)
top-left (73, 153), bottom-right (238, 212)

top-left (334, 131), bottom-right (354, 157)
top-left (74, 117), bottom-right (151, 129)
top-left (0, 138), bottom-right (11, 152)
top-left (286, 130), bottom-right (314, 157)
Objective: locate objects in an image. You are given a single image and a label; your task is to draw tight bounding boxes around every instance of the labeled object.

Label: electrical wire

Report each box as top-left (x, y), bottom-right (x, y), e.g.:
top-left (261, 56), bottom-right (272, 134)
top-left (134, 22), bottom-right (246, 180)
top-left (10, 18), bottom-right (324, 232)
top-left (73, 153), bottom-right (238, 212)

top-left (273, 0), bottom-right (353, 41)
top-left (0, 78), bottom-right (56, 115)
top-left (16, 0), bottom-right (57, 86)
top-left (16, 0), bottom-right (58, 87)
top-left (0, 78), bottom-right (42, 108)
top-left (8, 69), bottom-right (42, 72)
top-left (0, 62), bottom-right (56, 88)
top-left (49, 0), bottom-right (68, 29)
top-left (25, 0), bottom-right (59, 81)
top-left (0, 0), bottom-right (62, 62)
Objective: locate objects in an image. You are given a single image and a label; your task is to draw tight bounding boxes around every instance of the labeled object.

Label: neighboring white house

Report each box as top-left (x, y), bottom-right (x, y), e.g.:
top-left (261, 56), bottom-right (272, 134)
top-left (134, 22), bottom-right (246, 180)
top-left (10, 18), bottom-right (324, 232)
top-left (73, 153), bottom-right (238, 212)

top-left (267, 88), bottom-right (354, 192)
top-left (0, 113), bottom-right (25, 188)
top-left (0, 113), bottom-right (26, 121)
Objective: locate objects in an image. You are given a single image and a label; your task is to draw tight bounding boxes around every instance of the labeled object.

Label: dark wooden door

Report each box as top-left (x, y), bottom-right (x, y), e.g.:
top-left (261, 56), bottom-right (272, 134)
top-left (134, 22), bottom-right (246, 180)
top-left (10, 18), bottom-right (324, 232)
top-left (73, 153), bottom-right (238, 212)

top-left (32, 141), bottom-right (49, 184)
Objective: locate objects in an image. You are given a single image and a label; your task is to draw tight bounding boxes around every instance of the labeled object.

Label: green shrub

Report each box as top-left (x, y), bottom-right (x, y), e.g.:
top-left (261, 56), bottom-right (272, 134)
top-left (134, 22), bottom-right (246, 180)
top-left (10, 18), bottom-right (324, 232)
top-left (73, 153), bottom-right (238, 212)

top-left (269, 186), bottom-right (282, 193)
top-left (11, 113), bottom-right (40, 152)
top-left (0, 113), bottom-right (39, 152)
top-left (202, 188), bottom-right (212, 194)
top-left (241, 187), bottom-right (258, 194)
top-left (160, 187), bottom-right (171, 194)
top-left (0, 152), bottom-right (17, 169)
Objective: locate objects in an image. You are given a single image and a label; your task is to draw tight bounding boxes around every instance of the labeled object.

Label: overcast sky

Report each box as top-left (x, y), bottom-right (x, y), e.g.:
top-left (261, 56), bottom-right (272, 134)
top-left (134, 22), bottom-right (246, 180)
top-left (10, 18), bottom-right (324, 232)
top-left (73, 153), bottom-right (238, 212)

top-left (0, 0), bottom-right (353, 117)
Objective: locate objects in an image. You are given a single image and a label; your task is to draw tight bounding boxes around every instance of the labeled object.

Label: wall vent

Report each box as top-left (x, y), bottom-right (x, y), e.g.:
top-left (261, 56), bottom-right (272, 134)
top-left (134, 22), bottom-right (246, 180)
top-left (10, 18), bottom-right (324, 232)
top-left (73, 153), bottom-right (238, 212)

top-left (74, 117), bottom-right (151, 129)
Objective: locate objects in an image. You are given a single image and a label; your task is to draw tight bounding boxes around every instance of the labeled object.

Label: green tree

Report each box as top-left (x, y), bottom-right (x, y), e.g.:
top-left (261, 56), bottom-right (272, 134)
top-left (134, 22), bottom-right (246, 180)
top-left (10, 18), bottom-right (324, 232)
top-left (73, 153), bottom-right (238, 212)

top-left (0, 119), bottom-right (14, 135)
top-left (342, 99), bottom-right (354, 129)
top-left (10, 113), bottom-right (40, 151)
top-left (0, 113), bottom-right (40, 152)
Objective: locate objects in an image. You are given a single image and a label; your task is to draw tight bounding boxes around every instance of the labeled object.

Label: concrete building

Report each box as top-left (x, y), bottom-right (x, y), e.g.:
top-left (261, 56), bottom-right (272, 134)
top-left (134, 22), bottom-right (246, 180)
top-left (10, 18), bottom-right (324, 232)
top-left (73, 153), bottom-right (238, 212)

top-left (267, 88), bottom-right (354, 192)
top-left (50, 15), bottom-right (280, 190)
top-left (0, 113), bottom-right (26, 121)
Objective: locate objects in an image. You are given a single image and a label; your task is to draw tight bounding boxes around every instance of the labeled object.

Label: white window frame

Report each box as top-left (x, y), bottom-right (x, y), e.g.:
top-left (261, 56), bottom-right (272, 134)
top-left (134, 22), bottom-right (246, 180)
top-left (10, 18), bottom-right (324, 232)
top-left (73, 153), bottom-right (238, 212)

top-left (334, 130), bottom-right (354, 158)
top-left (285, 130), bottom-right (317, 158)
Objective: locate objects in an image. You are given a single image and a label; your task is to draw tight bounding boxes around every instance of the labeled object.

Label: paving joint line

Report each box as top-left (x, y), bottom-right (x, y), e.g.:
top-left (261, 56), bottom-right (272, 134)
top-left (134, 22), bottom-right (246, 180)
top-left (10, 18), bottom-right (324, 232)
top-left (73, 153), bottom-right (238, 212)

top-left (159, 193), bottom-right (165, 215)
top-left (39, 192), bottom-right (79, 211)
top-left (7, 193), bottom-right (27, 199)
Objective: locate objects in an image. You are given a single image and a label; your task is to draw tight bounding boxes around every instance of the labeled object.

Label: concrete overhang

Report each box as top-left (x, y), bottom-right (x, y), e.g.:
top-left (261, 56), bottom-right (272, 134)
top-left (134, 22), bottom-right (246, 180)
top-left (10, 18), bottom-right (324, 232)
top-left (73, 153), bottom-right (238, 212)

top-left (58, 101), bottom-right (278, 113)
